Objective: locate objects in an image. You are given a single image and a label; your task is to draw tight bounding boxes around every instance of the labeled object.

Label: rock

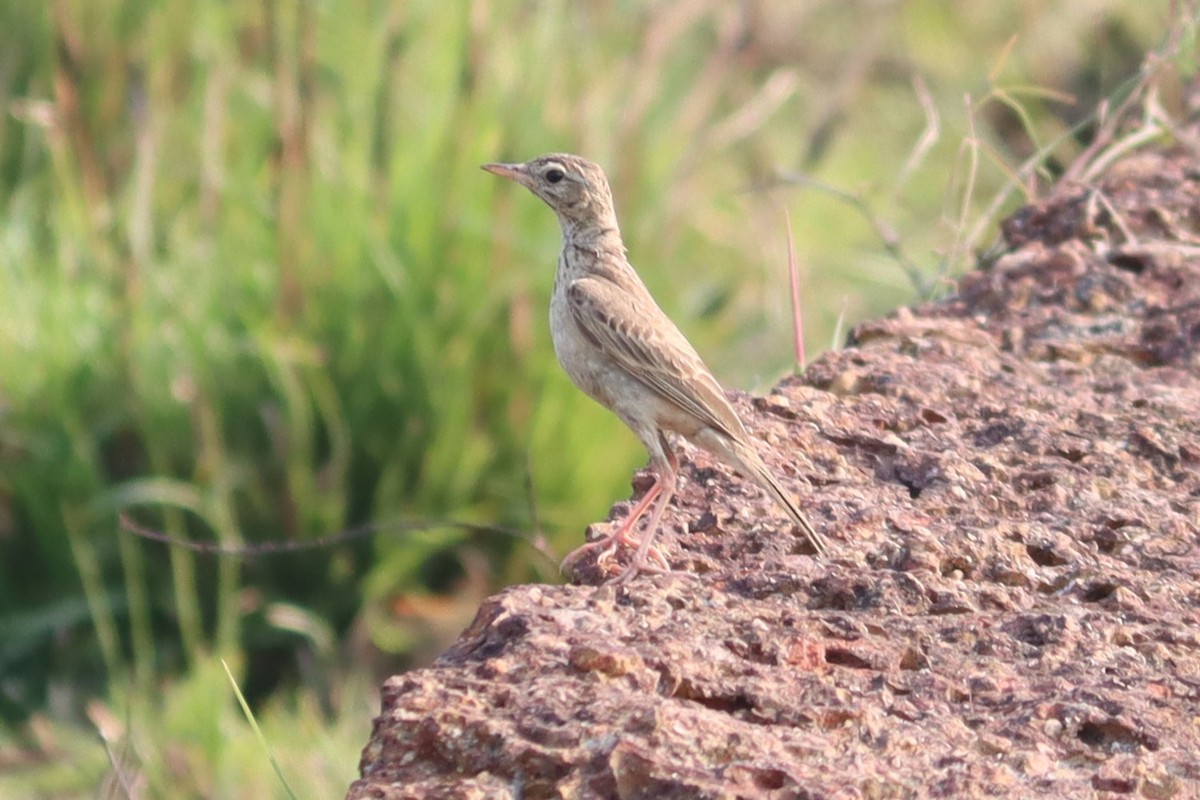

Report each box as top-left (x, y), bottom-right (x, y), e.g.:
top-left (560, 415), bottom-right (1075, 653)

top-left (348, 136), bottom-right (1200, 798)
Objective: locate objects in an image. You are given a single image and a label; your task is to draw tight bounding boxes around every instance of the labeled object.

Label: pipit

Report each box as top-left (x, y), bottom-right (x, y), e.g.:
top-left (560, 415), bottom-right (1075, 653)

top-left (484, 154), bottom-right (828, 582)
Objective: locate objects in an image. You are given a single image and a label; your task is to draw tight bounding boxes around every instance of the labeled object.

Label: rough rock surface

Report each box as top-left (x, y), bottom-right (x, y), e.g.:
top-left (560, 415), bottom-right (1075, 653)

top-left (348, 141), bottom-right (1200, 798)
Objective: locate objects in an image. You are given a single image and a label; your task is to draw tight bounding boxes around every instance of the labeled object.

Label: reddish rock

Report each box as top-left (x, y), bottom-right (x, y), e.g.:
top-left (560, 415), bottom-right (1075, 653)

top-left (349, 139), bottom-right (1200, 798)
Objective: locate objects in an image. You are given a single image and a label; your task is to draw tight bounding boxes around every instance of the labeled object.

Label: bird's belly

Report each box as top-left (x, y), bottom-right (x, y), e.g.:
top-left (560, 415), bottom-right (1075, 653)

top-left (550, 297), bottom-right (619, 408)
top-left (549, 294), bottom-right (700, 438)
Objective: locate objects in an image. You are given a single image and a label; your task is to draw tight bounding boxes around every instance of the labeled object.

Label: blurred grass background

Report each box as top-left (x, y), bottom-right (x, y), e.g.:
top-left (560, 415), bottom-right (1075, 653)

top-left (0, 0), bottom-right (1192, 796)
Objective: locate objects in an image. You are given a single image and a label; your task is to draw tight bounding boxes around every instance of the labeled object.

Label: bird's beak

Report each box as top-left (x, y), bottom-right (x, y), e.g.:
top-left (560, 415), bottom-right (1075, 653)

top-left (482, 162), bottom-right (528, 185)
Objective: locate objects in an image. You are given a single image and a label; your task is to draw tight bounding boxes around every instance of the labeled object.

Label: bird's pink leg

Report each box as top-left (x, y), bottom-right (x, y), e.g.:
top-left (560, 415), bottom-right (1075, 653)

top-left (562, 432), bottom-right (677, 579)
top-left (610, 476), bottom-right (676, 584)
top-left (561, 476), bottom-right (665, 575)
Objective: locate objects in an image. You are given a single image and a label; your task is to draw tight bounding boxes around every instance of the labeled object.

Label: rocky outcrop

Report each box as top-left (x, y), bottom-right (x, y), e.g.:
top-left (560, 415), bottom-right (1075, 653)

top-left (348, 140), bottom-right (1200, 798)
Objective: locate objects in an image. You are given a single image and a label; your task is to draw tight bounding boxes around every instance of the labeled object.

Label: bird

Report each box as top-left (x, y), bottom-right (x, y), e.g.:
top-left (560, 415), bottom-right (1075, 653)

top-left (483, 153), bottom-right (828, 582)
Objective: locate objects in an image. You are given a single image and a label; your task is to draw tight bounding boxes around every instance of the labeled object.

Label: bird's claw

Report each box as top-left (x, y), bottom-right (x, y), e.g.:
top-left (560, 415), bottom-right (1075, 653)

top-left (560, 530), bottom-right (671, 581)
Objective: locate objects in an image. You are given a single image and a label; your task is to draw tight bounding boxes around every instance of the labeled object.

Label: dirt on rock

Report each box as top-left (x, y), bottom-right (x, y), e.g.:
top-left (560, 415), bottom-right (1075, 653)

top-left (348, 140), bottom-right (1200, 798)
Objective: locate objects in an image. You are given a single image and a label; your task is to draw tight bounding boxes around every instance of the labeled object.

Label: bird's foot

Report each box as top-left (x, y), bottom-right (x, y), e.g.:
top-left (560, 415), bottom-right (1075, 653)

top-left (560, 528), bottom-right (671, 581)
top-left (607, 546), bottom-right (672, 584)
top-left (560, 535), bottom-right (620, 576)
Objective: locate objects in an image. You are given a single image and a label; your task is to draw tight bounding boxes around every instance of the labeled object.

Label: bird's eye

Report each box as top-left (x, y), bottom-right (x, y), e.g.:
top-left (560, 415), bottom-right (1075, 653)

top-left (544, 168), bottom-right (565, 184)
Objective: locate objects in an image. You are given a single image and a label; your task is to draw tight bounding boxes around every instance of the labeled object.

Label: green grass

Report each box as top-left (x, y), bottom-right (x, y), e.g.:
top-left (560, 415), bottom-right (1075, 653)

top-left (0, 0), bottom-right (1192, 795)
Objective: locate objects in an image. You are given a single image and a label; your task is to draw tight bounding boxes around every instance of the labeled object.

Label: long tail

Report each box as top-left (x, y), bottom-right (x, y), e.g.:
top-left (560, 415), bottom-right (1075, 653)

top-left (726, 438), bottom-right (829, 556)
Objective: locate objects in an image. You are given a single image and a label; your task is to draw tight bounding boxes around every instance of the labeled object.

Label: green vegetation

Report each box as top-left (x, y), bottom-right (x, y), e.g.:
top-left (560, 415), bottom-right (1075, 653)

top-left (0, 0), bottom-right (1190, 795)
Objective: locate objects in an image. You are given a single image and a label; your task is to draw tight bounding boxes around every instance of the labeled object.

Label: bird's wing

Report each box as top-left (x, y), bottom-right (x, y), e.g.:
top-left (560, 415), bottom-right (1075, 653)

top-left (566, 274), bottom-right (746, 441)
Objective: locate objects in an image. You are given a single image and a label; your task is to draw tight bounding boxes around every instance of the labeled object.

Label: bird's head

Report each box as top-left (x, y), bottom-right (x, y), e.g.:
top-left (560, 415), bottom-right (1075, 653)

top-left (483, 154), bottom-right (618, 234)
